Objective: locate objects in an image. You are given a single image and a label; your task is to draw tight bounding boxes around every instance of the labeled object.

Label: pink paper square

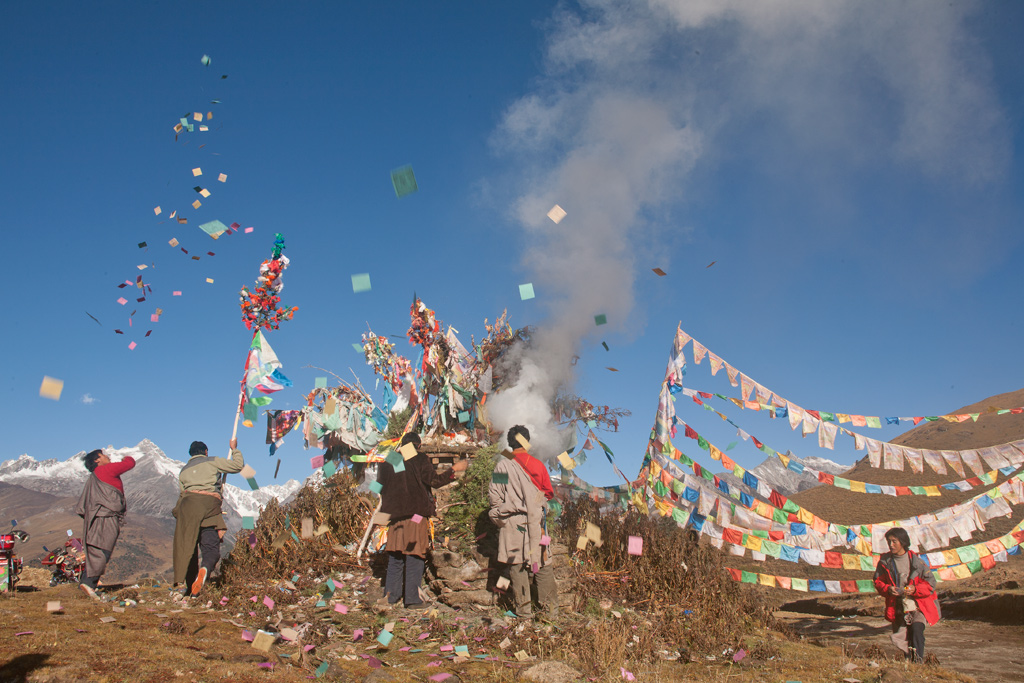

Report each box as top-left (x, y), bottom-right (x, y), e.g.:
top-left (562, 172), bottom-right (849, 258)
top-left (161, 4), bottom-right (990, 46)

top-left (303, 644), bottom-right (315, 652)
top-left (334, 604), bottom-right (348, 614)
top-left (540, 535), bottom-right (551, 546)
top-left (311, 455), bottom-right (324, 468)
top-left (150, 314), bottom-right (159, 323)
top-left (244, 227), bottom-right (254, 233)
top-left (440, 644), bottom-right (453, 652)
top-left (173, 291), bottom-right (182, 296)
top-left (128, 342), bottom-right (137, 350)
top-left (219, 597), bottom-right (228, 605)
top-left (430, 675), bottom-right (453, 682)
top-left (353, 628), bottom-right (364, 642)
top-left (411, 514), bottom-right (424, 524)
top-left (627, 535), bottom-right (643, 556)
top-left (263, 596), bottom-right (275, 610)
top-left (117, 297), bottom-right (127, 305)
top-left (241, 630), bottom-right (254, 641)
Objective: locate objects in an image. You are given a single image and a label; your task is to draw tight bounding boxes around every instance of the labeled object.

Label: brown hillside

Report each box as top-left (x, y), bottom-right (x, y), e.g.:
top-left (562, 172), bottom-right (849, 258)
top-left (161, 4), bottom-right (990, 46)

top-left (790, 388), bottom-right (1024, 525)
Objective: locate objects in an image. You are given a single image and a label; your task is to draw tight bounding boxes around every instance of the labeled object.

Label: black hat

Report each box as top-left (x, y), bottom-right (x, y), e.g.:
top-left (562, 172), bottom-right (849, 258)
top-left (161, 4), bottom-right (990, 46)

top-left (189, 441), bottom-right (208, 456)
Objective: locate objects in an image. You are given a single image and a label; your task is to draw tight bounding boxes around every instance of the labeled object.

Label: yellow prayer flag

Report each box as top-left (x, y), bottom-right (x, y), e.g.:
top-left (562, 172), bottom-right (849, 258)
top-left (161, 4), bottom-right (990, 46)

top-left (850, 480), bottom-right (866, 493)
top-left (923, 486), bottom-right (941, 497)
top-left (758, 574), bottom-right (776, 587)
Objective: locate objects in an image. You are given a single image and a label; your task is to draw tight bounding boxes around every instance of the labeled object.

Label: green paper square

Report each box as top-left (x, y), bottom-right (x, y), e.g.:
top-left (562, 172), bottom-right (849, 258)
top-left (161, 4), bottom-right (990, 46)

top-left (242, 516), bottom-right (255, 530)
top-left (390, 165), bottom-right (418, 198)
top-left (352, 343), bottom-right (364, 353)
top-left (246, 477), bottom-right (259, 491)
top-left (323, 461), bottom-right (337, 478)
top-left (314, 377), bottom-right (327, 389)
top-left (198, 219), bottom-right (228, 238)
top-left (458, 410), bottom-right (470, 423)
top-left (594, 314), bottom-right (607, 326)
top-left (369, 481), bottom-right (383, 494)
top-left (351, 273), bottom-right (371, 293)
top-left (518, 283), bottom-right (535, 300)
top-left (492, 472), bottom-right (509, 484)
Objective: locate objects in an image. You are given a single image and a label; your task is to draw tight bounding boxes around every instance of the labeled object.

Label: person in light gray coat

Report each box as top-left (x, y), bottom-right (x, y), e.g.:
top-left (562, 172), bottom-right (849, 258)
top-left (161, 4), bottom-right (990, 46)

top-left (76, 449), bottom-right (136, 597)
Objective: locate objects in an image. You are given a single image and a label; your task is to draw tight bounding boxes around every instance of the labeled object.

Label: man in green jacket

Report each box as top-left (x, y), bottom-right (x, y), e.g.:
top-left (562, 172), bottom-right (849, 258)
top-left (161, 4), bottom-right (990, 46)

top-left (172, 438), bottom-right (244, 597)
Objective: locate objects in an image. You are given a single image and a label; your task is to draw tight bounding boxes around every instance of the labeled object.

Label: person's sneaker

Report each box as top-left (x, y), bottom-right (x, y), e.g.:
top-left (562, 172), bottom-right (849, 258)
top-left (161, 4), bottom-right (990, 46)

top-left (79, 583), bottom-right (100, 600)
top-left (404, 601), bottom-right (430, 610)
top-left (190, 567), bottom-right (207, 597)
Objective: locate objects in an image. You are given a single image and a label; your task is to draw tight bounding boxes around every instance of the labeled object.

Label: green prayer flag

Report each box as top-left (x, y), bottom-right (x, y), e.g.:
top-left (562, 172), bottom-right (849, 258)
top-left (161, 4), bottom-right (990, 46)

top-left (909, 486), bottom-right (926, 496)
top-left (856, 579), bottom-right (874, 593)
top-left (834, 477), bottom-right (851, 490)
top-left (741, 571), bottom-right (757, 584)
top-left (697, 436), bottom-right (709, 450)
top-left (772, 508), bottom-right (788, 524)
top-left (865, 416), bottom-right (881, 428)
top-left (967, 559), bottom-right (982, 574)
top-left (859, 556), bottom-right (875, 572)
top-left (791, 578), bottom-right (808, 592)
top-left (671, 507), bottom-right (688, 525)
top-left (782, 499), bottom-right (800, 514)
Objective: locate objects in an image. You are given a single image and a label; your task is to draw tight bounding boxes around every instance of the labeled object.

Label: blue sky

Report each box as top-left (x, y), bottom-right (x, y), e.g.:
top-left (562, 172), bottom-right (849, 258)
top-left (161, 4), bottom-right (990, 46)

top-left (3, 1), bottom-right (1023, 489)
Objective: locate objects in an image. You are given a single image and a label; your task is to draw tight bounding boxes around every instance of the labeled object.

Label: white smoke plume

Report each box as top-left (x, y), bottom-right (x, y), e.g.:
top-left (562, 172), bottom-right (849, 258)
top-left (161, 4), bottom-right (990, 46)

top-left (487, 0), bottom-right (1009, 463)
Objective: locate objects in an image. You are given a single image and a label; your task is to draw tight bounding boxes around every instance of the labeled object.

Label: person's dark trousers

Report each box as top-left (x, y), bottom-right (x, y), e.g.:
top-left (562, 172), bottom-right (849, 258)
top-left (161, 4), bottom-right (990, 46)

top-left (385, 551), bottom-right (426, 606)
top-left (79, 549), bottom-right (111, 589)
top-left (184, 528), bottom-right (221, 587)
top-left (908, 622), bottom-right (926, 662)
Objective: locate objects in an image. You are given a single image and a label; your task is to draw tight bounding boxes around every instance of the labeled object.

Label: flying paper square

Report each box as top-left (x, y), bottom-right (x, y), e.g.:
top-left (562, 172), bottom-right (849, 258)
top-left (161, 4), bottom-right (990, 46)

top-left (39, 376), bottom-right (64, 401)
top-left (128, 342), bottom-right (137, 350)
top-left (351, 343), bottom-right (363, 353)
top-left (458, 411), bottom-right (470, 423)
top-left (194, 112), bottom-right (203, 122)
top-left (301, 518), bottom-right (313, 539)
top-left (390, 164), bottom-right (418, 198)
top-left (262, 596), bottom-right (275, 610)
top-left (199, 219), bottom-right (228, 239)
top-left (206, 278), bottom-right (214, 284)
top-left (594, 314), bottom-right (607, 326)
top-left (199, 188), bottom-right (211, 198)
top-left (322, 460), bottom-right (337, 478)
top-left (376, 630), bottom-right (393, 646)
top-left (192, 200), bottom-right (202, 210)
top-left (244, 227), bottom-right (254, 233)
top-left (241, 516), bottom-right (255, 530)
top-left (399, 443), bottom-right (417, 460)
top-left (515, 434), bottom-right (531, 451)
top-left (154, 206), bottom-right (161, 216)
top-left (492, 472), bottom-right (509, 484)
top-left (557, 452), bottom-right (575, 470)
top-left (540, 535), bottom-right (551, 546)
top-left (218, 173), bottom-right (227, 182)
top-left (627, 535), bottom-right (643, 556)
top-left (192, 167), bottom-right (202, 176)
top-left (117, 297), bottom-right (127, 305)
top-left (411, 514), bottom-right (424, 524)
top-left (652, 268), bottom-right (667, 276)
top-left (173, 291), bottom-right (182, 296)
top-left (369, 481), bottom-right (382, 494)
top-left (311, 455), bottom-right (324, 469)
top-left (314, 377), bottom-right (327, 389)
top-left (138, 242), bottom-right (147, 249)
top-left (547, 205), bottom-right (567, 224)
top-left (351, 273), bottom-right (371, 293)
top-left (519, 283), bottom-right (535, 300)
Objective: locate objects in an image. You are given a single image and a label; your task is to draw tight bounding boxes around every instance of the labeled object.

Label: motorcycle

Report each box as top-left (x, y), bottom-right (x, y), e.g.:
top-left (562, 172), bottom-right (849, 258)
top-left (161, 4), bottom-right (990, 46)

top-left (0, 529), bottom-right (30, 594)
top-left (41, 538), bottom-right (86, 587)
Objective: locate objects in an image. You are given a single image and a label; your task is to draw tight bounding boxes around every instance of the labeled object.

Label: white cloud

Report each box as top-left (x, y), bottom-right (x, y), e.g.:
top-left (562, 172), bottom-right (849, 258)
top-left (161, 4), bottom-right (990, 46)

top-left (80, 394), bottom-right (98, 405)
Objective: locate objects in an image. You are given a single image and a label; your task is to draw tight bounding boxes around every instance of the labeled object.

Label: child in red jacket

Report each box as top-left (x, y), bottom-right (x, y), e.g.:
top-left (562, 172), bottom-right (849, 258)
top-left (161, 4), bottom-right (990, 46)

top-left (873, 527), bottom-right (941, 662)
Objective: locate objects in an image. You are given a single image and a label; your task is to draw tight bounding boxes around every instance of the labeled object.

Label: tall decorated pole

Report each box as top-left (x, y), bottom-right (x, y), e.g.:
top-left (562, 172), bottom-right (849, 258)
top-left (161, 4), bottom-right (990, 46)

top-left (235, 234), bottom-right (298, 440)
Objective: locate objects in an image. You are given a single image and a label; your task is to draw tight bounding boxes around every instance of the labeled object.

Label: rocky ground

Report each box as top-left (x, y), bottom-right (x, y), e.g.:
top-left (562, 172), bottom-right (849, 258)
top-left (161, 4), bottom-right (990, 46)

top-left (2, 559), bottom-right (1010, 683)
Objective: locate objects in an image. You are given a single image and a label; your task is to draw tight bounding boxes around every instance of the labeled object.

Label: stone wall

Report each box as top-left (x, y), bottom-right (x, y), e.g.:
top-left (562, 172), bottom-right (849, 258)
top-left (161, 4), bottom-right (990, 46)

top-left (427, 541), bottom-right (574, 611)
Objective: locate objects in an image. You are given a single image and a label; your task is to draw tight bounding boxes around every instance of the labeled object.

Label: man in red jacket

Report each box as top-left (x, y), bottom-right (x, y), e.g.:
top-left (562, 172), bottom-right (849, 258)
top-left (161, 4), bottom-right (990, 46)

top-left (873, 527), bottom-right (940, 662)
top-left (76, 449), bottom-right (136, 598)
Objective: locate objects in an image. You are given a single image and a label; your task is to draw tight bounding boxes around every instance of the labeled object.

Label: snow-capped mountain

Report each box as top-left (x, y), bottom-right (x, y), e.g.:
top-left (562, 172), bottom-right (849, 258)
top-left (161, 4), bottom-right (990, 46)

top-left (0, 439), bottom-right (302, 526)
top-left (716, 452), bottom-right (849, 498)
